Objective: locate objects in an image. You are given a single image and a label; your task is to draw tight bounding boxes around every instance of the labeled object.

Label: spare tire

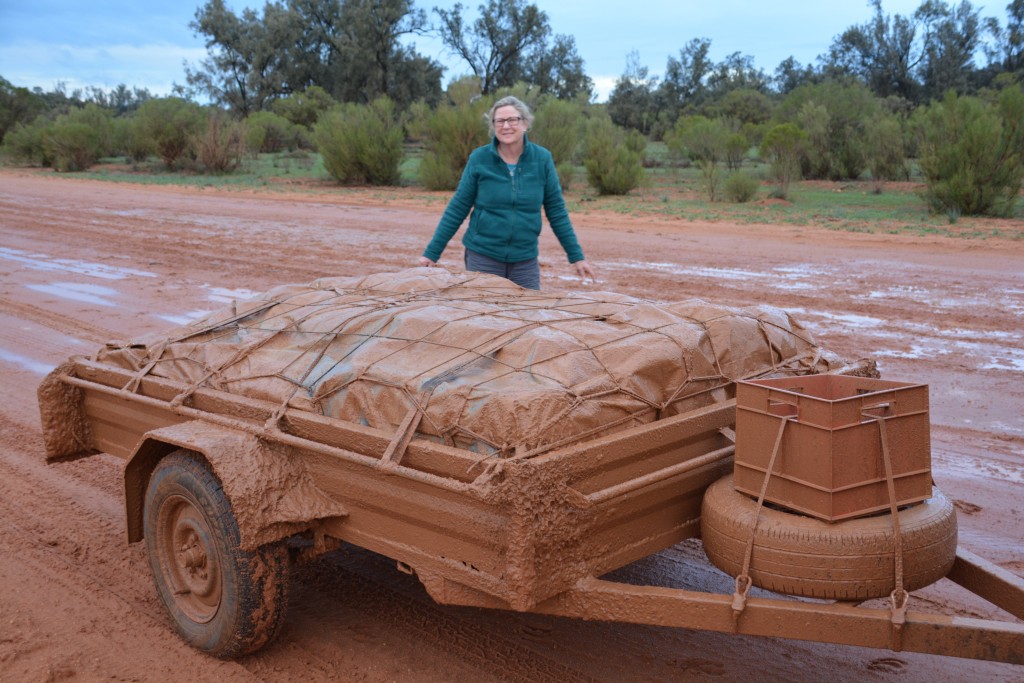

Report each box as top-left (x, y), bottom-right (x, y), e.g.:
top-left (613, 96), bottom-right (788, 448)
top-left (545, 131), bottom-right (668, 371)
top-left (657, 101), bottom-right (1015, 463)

top-left (700, 474), bottom-right (957, 600)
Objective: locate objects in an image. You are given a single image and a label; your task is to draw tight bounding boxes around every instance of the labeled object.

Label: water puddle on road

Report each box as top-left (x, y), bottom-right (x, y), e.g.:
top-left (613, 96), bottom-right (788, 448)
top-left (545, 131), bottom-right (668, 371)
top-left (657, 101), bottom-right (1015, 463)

top-left (0, 247), bottom-right (157, 280)
top-left (153, 285), bottom-right (258, 326)
top-left (26, 282), bottom-right (118, 307)
top-left (0, 347), bottom-right (54, 375)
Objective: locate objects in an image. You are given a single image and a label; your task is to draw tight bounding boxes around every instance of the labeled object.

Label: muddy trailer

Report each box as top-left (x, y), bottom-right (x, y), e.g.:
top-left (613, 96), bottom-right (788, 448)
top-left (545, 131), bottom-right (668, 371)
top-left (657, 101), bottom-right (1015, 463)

top-left (38, 355), bottom-right (1024, 664)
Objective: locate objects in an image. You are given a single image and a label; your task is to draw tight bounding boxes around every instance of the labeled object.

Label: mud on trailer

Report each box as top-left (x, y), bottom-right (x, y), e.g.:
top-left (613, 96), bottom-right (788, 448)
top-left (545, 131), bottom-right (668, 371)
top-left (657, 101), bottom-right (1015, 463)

top-left (36, 270), bottom-right (1024, 663)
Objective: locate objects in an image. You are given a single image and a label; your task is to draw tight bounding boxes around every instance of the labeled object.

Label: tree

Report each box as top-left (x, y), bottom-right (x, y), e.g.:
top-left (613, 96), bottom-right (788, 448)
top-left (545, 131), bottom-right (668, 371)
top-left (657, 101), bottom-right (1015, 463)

top-left (434, 0), bottom-right (588, 97)
top-left (329, 0), bottom-right (441, 105)
top-left (824, 0), bottom-right (921, 102)
top-left (775, 79), bottom-right (883, 180)
top-left (657, 38), bottom-right (712, 117)
top-left (187, 0), bottom-right (441, 114)
top-left (667, 115), bottom-right (731, 200)
top-left (916, 86), bottom-right (1024, 216)
top-left (0, 77), bottom-right (46, 143)
top-left (984, 0), bottom-right (1024, 78)
top-left (760, 122), bottom-right (805, 199)
top-left (916, 1), bottom-right (984, 100)
top-left (607, 51), bottom-right (659, 134)
top-left (526, 34), bottom-right (593, 100)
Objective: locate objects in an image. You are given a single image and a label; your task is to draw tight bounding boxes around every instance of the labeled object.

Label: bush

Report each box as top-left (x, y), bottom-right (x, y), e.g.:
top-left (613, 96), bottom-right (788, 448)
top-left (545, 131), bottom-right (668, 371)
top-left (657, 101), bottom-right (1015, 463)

top-left (583, 116), bottom-right (645, 195)
top-left (194, 111), bottom-right (246, 173)
top-left (135, 97), bottom-right (205, 168)
top-left (777, 80), bottom-right (882, 180)
top-left (41, 104), bottom-right (113, 172)
top-left (864, 114), bottom-right (908, 187)
top-left (413, 98), bottom-right (490, 190)
top-left (245, 111), bottom-right (304, 154)
top-left (1, 116), bottom-right (49, 165)
top-left (113, 116), bottom-right (152, 163)
top-left (916, 87), bottom-right (1024, 217)
top-left (269, 85), bottom-right (334, 128)
top-left (315, 97), bottom-right (404, 185)
top-left (530, 99), bottom-right (583, 167)
top-left (44, 122), bottom-right (99, 172)
top-left (724, 172), bottom-right (759, 203)
top-left (760, 123), bottom-right (805, 200)
top-left (667, 116), bottom-right (731, 201)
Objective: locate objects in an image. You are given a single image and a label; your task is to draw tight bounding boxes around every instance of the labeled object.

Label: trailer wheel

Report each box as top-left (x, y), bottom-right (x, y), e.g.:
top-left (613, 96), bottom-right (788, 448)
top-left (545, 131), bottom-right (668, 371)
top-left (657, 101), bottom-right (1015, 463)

top-left (144, 450), bottom-right (289, 658)
top-left (700, 474), bottom-right (957, 600)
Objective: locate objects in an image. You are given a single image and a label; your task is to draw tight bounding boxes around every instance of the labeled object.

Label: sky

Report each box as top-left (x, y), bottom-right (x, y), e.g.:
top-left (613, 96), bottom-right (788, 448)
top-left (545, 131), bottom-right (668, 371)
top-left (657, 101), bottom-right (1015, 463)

top-left (1, 1), bottom-right (931, 102)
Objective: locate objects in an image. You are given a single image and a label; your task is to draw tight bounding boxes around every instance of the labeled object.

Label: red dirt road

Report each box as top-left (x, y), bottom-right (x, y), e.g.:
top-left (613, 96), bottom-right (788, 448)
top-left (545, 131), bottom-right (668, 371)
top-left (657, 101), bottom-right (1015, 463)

top-left (1, 171), bottom-right (1022, 682)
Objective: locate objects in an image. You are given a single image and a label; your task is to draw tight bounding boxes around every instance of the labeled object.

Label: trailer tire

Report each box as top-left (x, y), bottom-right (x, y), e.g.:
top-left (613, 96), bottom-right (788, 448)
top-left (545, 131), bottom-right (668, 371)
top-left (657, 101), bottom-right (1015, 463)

top-left (144, 450), bottom-right (289, 658)
top-left (700, 474), bottom-right (957, 600)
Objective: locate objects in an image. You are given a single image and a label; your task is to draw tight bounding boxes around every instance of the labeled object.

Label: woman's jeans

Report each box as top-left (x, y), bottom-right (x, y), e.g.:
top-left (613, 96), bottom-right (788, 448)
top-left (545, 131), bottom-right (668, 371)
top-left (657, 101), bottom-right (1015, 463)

top-left (464, 248), bottom-right (541, 290)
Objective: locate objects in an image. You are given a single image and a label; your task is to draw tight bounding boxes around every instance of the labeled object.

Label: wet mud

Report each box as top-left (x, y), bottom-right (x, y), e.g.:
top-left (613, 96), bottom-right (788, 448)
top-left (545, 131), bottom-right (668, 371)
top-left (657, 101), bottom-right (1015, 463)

top-left (1, 170), bottom-right (1022, 681)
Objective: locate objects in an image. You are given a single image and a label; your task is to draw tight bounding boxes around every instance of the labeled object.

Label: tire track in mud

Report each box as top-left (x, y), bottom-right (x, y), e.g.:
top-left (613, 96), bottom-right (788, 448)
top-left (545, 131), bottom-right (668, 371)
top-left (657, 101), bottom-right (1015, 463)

top-left (0, 415), bottom-right (260, 681)
top-left (0, 298), bottom-right (123, 346)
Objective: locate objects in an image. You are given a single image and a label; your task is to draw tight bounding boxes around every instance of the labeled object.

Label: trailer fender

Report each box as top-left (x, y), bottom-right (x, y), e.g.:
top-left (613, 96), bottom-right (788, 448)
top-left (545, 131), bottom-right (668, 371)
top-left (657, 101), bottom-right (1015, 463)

top-left (37, 360), bottom-right (95, 462)
top-left (124, 420), bottom-right (348, 550)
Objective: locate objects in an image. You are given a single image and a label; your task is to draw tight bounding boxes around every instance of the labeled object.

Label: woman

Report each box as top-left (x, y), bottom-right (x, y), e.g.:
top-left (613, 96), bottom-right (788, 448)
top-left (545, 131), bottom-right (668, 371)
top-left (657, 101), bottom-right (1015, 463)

top-left (418, 96), bottom-right (595, 290)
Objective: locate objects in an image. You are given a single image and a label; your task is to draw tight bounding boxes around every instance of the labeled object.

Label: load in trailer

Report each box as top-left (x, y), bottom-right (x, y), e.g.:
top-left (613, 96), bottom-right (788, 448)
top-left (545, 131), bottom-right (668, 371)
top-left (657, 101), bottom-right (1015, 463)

top-left (37, 269), bottom-right (1024, 663)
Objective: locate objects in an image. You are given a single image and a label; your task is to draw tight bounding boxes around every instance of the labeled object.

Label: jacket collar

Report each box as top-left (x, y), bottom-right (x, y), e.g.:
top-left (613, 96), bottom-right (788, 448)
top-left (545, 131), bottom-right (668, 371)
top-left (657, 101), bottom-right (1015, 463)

top-left (490, 133), bottom-right (532, 161)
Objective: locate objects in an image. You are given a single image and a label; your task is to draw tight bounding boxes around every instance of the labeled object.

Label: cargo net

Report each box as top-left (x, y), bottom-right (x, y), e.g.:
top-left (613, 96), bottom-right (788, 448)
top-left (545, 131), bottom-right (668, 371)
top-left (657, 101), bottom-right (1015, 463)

top-left (97, 268), bottom-right (851, 457)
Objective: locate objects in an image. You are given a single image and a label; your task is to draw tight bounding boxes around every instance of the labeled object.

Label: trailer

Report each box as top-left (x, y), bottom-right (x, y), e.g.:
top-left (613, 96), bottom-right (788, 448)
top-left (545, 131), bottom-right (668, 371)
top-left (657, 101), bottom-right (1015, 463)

top-left (36, 270), bottom-right (1024, 664)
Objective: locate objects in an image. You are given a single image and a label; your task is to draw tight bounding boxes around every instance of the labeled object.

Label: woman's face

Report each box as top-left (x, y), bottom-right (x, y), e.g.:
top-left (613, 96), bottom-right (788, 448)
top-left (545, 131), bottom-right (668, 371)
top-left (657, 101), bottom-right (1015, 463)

top-left (492, 105), bottom-right (526, 146)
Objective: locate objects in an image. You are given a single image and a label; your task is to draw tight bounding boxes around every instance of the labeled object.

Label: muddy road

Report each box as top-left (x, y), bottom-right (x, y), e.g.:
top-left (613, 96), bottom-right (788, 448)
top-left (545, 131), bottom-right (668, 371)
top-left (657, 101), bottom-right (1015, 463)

top-left (1, 171), bottom-right (1022, 682)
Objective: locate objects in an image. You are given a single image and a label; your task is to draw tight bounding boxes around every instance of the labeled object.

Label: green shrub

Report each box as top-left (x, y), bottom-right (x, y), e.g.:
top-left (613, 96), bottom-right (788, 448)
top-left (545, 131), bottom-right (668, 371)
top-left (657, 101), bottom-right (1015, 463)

top-left (414, 99), bottom-right (489, 191)
top-left (113, 116), bottom-right (152, 163)
top-left (245, 111), bottom-right (303, 154)
top-left (44, 122), bottom-right (100, 172)
top-left (916, 87), bottom-right (1024, 217)
top-left (760, 123), bottom-right (805, 200)
top-left (194, 111), bottom-right (246, 173)
top-left (315, 97), bottom-right (403, 185)
top-left (864, 114), bottom-right (908, 187)
top-left (269, 86), bottom-right (334, 128)
top-left (583, 116), bottom-right (645, 195)
top-left (1, 116), bottom-right (49, 165)
top-left (41, 105), bottom-right (113, 172)
top-left (135, 97), bottom-right (205, 168)
top-left (530, 99), bottom-right (583, 167)
top-left (724, 172), bottom-right (759, 203)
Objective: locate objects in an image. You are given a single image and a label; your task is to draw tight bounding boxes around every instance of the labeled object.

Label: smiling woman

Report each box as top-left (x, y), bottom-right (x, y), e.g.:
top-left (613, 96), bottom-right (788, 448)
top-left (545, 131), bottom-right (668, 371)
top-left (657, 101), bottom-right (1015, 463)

top-left (418, 95), bottom-right (595, 289)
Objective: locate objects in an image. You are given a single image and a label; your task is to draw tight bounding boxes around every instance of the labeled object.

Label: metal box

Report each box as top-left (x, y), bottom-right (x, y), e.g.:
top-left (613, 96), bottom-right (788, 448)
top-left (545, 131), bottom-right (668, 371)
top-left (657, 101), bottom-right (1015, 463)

top-left (734, 375), bottom-right (932, 522)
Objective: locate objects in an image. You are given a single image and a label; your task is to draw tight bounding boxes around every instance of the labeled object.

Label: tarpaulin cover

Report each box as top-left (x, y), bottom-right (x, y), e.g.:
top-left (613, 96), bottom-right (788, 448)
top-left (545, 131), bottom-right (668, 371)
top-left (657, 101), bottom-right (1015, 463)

top-left (96, 268), bottom-right (850, 456)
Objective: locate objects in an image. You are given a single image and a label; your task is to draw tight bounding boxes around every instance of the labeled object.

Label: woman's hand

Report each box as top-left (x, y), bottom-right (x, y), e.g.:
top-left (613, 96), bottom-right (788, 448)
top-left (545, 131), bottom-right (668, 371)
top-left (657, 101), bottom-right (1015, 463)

top-left (573, 260), bottom-right (596, 283)
top-left (418, 256), bottom-right (436, 267)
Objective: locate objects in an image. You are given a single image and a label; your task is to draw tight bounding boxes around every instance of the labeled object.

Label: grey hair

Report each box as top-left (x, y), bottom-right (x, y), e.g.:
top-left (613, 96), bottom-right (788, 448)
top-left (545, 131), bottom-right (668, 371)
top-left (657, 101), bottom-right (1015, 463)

top-left (486, 96), bottom-right (533, 136)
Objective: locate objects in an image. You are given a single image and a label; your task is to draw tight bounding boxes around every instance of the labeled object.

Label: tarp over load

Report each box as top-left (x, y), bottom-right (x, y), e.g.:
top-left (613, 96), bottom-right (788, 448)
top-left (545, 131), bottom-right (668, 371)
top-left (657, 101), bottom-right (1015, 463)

top-left (95, 268), bottom-right (861, 457)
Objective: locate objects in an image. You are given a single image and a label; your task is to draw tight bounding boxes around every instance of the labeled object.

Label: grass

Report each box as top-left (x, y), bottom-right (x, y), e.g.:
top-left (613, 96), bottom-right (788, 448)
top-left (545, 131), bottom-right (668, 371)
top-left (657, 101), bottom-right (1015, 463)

top-left (9, 144), bottom-right (1024, 240)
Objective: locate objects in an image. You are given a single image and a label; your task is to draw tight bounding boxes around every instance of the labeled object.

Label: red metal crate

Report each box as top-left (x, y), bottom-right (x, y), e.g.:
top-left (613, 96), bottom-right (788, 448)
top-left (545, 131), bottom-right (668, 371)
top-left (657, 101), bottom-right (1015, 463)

top-left (733, 375), bottom-right (932, 522)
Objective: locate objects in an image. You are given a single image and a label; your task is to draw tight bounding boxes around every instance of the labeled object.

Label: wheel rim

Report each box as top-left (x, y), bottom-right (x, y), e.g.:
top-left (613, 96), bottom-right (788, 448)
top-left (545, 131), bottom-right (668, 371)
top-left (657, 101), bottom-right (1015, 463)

top-left (155, 493), bottom-right (222, 624)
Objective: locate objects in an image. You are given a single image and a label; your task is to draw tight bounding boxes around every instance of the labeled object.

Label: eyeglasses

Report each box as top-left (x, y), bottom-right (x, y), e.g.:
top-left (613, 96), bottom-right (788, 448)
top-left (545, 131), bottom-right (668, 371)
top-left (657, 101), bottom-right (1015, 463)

top-left (493, 116), bottom-right (523, 127)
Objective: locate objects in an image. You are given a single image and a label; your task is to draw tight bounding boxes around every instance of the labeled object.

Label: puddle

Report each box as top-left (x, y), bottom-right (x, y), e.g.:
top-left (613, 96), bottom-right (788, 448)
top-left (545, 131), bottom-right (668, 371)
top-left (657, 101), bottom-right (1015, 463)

top-left (0, 247), bottom-right (157, 280)
top-left (205, 285), bottom-right (259, 303)
top-left (0, 347), bottom-right (54, 375)
top-left (26, 282), bottom-right (118, 307)
top-left (156, 310), bottom-right (213, 326)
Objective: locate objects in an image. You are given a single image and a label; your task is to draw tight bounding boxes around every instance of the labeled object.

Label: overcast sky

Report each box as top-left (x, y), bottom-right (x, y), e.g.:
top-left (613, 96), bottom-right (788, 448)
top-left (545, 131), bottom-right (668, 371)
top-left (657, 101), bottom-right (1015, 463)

top-left (1, 1), bottom-right (930, 102)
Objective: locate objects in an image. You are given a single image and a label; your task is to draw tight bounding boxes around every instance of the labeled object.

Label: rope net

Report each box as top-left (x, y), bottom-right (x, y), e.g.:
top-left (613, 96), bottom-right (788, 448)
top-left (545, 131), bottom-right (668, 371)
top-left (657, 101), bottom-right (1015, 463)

top-left (97, 268), bottom-right (852, 457)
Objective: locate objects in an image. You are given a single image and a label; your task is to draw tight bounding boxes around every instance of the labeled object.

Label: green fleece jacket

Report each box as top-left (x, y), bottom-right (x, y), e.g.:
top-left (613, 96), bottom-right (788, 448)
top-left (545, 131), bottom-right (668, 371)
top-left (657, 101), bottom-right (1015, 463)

top-left (423, 136), bottom-right (585, 264)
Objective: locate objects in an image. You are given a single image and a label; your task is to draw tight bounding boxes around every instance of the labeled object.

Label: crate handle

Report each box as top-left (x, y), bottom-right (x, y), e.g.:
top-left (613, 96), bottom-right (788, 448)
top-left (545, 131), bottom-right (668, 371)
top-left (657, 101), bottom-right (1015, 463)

top-left (767, 399), bottom-right (799, 418)
top-left (862, 401), bottom-right (893, 418)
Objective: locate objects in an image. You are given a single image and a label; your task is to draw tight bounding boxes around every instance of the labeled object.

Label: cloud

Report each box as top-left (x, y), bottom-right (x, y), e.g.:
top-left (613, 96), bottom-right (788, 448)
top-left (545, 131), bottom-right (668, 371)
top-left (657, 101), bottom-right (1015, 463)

top-left (0, 41), bottom-right (206, 94)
